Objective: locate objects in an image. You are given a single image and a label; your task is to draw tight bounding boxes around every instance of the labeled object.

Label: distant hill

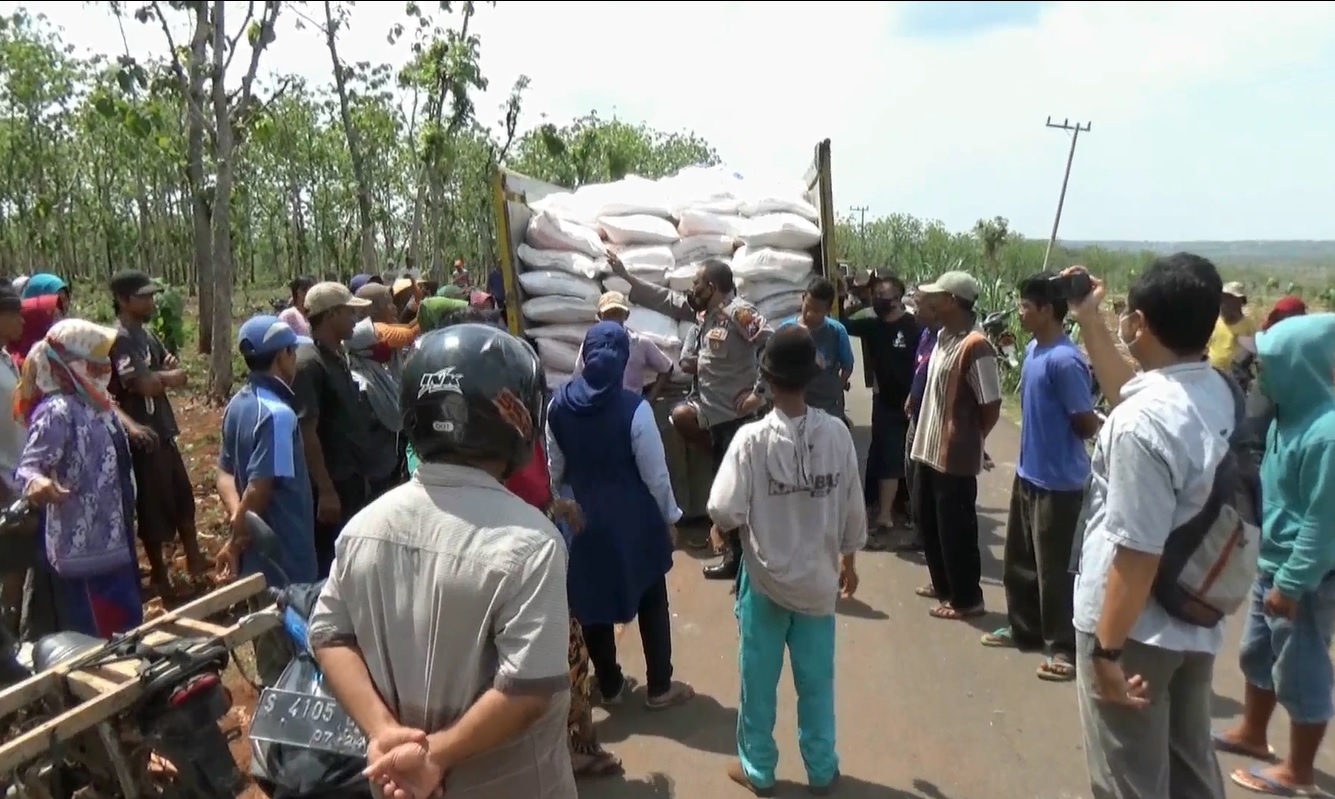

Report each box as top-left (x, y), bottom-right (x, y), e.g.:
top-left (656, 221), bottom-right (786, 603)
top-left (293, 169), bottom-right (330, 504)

top-left (1064, 240), bottom-right (1335, 266)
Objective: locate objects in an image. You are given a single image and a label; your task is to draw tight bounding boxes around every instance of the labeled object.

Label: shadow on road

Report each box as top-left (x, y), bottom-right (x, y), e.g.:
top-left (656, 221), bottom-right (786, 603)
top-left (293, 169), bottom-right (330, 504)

top-left (1210, 688), bottom-right (1244, 719)
top-left (837, 596), bottom-right (889, 620)
top-left (770, 774), bottom-right (958, 798)
top-left (597, 690), bottom-right (739, 755)
top-left (579, 771), bottom-right (675, 798)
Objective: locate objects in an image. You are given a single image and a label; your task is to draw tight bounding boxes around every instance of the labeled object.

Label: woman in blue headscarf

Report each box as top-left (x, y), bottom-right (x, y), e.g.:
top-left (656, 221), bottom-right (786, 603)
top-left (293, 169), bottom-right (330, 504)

top-left (546, 321), bottom-right (694, 710)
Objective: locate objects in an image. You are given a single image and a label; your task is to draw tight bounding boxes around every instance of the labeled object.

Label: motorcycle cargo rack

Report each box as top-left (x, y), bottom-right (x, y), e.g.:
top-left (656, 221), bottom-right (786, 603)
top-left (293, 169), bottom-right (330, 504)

top-left (0, 573), bottom-right (278, 777)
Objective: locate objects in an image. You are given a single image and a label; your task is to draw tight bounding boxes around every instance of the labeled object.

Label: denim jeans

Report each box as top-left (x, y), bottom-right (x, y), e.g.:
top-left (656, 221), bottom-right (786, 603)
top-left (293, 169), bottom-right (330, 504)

top-left (1238, 571), bottom-right (1335, 724)
top-left (734, 565), bottom-right (838, 790)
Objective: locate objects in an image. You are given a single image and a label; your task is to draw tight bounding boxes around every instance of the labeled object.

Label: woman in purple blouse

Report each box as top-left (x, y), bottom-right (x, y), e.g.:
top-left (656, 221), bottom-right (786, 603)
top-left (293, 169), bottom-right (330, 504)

top-left (15, 319), bottom-right (142, 638)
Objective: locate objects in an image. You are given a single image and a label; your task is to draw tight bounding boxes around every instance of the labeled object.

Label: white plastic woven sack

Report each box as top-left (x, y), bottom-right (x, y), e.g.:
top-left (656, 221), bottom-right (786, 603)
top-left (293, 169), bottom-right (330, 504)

top-left (672, 234), bottom-right (735, 263)
top-left (732, 246), bottom-right (815, 284)
top-left (677, 209), bottom-right (744, 238)
top-left (535, 338), bottom-right (581, 373)
top-left (517, 270), bottom-right (602, 301)
top-left (741, 213), bottom-right (821, 250)
top-left (738, 276), bottom-right (809, 305)
top-left (599, 214), bottom-right (680, 246)
top-left (741, 182), bottom-right (820, 221)
top-left (616, 245), bottom-right (675, 271)
top-left (525, 322), bottom-right (592, 344)
top-left (758, 291), bottom-right (804, 321)
top-left (664, 165), bottom-right (747, 217)
top-left (522, 295), bottom-right (598, 325)
top-left (626, 307), bottom-right (681, 348)
top-left (603, 276), bottom-right (631, 295)
top-left (666, 265), bottom-right (697, 292)
top-left (525, 210), bottom-right (605, 258)
top-left (528, 192), bottom-right (598, 226)
top-left (545, 368), bottom-right (574, 390)
top-left (517, 244), bottom-right (602, 280)
top-left (581, 176), bottom-right (672, 218)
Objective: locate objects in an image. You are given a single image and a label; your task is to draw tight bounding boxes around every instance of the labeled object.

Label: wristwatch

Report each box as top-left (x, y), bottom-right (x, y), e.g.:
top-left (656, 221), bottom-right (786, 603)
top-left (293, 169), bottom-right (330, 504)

top-left (1091, 637), bottom-right (1123, 662)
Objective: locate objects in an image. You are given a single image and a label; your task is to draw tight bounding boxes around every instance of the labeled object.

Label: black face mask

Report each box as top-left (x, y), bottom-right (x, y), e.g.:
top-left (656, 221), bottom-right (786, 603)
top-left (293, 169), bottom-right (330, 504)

top-left (687, 287), bottom-right (712, 312)
top-left (873, 298), bottom-right (897, 316)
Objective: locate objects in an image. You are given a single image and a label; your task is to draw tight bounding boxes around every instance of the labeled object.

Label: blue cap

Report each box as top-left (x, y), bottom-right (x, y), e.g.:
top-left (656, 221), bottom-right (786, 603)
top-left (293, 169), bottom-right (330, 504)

top-left (237, 315), bottom-right (309, 357)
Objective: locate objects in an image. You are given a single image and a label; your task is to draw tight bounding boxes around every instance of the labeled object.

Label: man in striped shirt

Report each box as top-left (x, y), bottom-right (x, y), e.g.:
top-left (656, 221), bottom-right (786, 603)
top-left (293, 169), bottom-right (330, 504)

top-left (909, 271), bottom-right (1003, 621)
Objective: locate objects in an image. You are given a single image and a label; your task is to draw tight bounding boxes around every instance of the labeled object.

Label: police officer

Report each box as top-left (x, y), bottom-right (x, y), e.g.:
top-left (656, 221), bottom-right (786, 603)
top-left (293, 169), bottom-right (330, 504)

top-left (607, 252), bottom-right (771, 581)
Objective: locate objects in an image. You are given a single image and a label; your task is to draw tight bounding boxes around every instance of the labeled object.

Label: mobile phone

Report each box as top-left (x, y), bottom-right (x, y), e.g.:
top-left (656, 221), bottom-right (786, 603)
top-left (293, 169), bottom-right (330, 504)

top-left (1049, 271), bottom-right (1092, 301)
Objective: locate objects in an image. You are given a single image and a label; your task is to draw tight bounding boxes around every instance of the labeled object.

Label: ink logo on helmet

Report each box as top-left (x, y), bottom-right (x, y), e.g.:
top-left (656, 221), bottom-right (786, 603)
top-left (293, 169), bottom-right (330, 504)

top-left (417, 366), bottom-right (463, 400)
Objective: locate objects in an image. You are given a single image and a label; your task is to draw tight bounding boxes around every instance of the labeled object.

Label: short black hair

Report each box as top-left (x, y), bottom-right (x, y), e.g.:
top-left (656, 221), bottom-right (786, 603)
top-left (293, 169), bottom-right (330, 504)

top-left (805, 276), bottom-right (836, 305)
top-left (289, 275), bottom-right (316, 296)
top-left (1126, 252), bottom-right (1222, 356)
top-left (701, 258), bottom-right (735, 295)
top-left (876, 273), bottom-right (907, 298)
top-left (762, 325), bottom-right (819, 392)
top-left (1018, 272), bottom-right (1069, 322)
top-left (244, 352), bottom-right (280, 373)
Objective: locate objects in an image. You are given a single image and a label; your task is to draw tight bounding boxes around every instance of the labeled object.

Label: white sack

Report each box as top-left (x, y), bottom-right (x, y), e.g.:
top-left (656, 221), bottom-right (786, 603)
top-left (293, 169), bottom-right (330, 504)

top-left (741, 213), bottom-right (822, 251)
top-left (664, 165), bottom-right (747, 216)
top-left (626, 307), bottom-right (681, 348)
top-left (616, 245), bottom-right (676, 271)
top-left (580, 176), bottom-right (672, 218)
top-left (602, 264), bottom-right (667, 296)
top-left (522, 295), bottom-right (598, 325)
top-left (535, 338), bottom-right (581, 373)
top-left (517, 270), bottom-right (602, 302)
top-left (672, 234), bottom-right (735, 263)
top-left (732, 246), bottom-right (815, 284)
top-left (599, 214), bottom-right (680, 246)
top-left (528, 191), bottom-right (598, 226)
top-left (517, 244), bottom-right (602, 280)
top-left (545, 368), bottom-right (574, 390)
top-left (677, 209), bottom-right (745, 238)
top-left (524, 211), bottom-right (605, 258)
top-left (757, 291), bottom-right (804, 321)
top-left (526, 322), bottom-right (593, 344)
top-left (738, 277), bottom-right (809, 305)
top-left (741, 182), bottom-right (820, 221)
top-left (603, 276), bottom-right (631, 295)
top-left (666, 265), bottom-right (697, 292)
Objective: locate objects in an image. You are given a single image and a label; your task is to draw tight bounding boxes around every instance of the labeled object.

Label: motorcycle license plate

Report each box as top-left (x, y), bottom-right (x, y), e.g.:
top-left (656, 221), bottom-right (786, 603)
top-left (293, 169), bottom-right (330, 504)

top-left (249, 688), bottom-right (368, 757)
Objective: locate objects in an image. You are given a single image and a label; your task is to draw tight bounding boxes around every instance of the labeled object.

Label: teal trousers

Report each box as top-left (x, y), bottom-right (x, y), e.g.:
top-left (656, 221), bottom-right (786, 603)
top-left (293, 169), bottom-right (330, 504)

top-left (735, 565), bottom-right (839, 789)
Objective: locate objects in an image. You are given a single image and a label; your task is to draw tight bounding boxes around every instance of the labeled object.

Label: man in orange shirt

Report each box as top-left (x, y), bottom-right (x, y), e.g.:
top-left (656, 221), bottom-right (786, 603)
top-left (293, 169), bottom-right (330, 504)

top-left (356, 283), bottom-right (418, 353)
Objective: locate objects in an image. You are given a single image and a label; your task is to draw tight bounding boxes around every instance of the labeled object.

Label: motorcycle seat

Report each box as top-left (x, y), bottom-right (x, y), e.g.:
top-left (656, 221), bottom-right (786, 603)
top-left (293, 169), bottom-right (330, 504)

top-left (32, 631), bottom-right (107, 672)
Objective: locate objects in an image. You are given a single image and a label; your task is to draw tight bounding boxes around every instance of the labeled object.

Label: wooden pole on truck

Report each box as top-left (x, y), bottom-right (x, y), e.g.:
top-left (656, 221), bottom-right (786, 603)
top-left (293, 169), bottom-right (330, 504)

top-left (850, 205), bottom-right (869, 268)
top-left (1041, 117), bottom-right (1092, 271)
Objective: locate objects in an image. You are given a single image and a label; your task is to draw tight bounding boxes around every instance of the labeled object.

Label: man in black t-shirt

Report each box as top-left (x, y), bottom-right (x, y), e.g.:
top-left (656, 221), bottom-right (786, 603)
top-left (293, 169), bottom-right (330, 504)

top-left (109, 270), bottom-right (202, 594)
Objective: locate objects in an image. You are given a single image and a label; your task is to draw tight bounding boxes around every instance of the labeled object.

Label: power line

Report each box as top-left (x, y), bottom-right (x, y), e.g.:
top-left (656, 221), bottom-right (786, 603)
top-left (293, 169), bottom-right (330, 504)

top-left (1041, 117), bottom-right (1092, 271)
top-left (849, 205), bottom-right (869, 267)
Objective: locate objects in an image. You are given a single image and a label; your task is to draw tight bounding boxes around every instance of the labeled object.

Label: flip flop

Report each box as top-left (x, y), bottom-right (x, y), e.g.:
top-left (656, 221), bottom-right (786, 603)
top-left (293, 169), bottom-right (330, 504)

top-left (914, 584), bottom-right (939, 599)
top-left (980, 627), bottom-right (1018, 648)
top-left (1230, 765), bottom-right (1319, 796)
top-left (645, 681), bottom-right (695, 711)
top-left (598, 675), bottom-right (638, 706)
top-left (572, 749), bottom-right (623, 778)
top-left (1212, 731), bottom-right (1278, 762)
top-left (1036, 656), bottom-right (1076, 682)
top-left (928, 603), bottom-right (985, 620)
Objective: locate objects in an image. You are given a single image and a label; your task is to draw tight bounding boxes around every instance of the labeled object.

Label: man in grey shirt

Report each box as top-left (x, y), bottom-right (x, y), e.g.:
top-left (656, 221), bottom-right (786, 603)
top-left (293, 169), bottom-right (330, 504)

top-left (309, 323), bottom-right (574, 799)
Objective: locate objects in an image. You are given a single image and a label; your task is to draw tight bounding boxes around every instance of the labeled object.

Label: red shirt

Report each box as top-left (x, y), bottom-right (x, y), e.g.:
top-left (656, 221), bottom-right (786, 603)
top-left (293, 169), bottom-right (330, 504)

top-left (504, 439), bottom-right (551, 511)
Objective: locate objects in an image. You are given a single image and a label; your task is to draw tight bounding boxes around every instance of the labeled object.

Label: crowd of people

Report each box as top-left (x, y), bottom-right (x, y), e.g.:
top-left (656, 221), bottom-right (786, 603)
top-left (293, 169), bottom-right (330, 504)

top-left (0, 249), bottom-right (1330, 799)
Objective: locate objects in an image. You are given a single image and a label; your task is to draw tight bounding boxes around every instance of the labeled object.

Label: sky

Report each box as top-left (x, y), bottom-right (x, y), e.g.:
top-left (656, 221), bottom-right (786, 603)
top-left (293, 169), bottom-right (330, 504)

top-left (7, 0), bottom-right (1335, 242)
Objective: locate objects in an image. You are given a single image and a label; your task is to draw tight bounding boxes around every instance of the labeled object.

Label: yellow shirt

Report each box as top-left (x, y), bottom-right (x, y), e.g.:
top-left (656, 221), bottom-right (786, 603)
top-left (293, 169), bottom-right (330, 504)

top-left (1207, 316), bottom-right (1256, 369)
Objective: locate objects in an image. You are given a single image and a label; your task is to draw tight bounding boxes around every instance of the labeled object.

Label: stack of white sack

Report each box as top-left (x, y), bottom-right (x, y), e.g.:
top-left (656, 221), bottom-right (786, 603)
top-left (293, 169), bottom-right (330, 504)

top-left (732, 178), bottom-right (821, 322)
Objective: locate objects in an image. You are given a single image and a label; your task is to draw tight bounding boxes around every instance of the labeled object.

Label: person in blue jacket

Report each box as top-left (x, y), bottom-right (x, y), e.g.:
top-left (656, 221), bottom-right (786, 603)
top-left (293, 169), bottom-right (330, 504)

top-left (1215, 312), bottom-right (1335, 797)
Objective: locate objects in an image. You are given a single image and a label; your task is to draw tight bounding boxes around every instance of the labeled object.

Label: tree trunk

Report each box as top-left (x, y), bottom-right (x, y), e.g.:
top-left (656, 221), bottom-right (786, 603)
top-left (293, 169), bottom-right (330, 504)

top-left (187, 1), bottom-right (213, 351)
top-left (207, 0), bottom-right (235, 401)
top-left (323, 0), bottom-right (377, 275)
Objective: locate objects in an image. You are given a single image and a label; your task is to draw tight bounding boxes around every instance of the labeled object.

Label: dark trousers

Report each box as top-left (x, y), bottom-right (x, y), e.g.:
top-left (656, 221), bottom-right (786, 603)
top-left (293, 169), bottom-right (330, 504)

top-left (913, 465), bottom-right (983, 608)
top-left (1003, 476), bottom-right (1082, 656)
top-left (314, 475), bottom-right (370, 579)
top-left (710, 416), bottom-right (753, 558)
top-left (582, 576), bottom-right (674, 697)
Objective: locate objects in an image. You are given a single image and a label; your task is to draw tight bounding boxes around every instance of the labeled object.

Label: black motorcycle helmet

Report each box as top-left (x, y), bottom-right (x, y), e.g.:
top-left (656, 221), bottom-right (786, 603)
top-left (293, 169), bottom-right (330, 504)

top-left (401, 323), bottom-right (544, 474)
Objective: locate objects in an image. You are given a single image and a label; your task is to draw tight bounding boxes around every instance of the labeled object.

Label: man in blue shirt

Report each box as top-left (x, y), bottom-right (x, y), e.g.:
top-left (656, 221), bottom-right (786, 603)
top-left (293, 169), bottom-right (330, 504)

top-left (216, 315), bottom-right (318, 600)
top-left (778, 277), bottom-right (854, 421)
top-left (981, 274), bottom-right (1099, 683)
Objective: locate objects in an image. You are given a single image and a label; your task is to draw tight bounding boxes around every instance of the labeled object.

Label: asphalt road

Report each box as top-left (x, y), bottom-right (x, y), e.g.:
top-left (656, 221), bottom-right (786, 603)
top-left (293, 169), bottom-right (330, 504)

top-left (577, 360), bottom-right (1335, 799)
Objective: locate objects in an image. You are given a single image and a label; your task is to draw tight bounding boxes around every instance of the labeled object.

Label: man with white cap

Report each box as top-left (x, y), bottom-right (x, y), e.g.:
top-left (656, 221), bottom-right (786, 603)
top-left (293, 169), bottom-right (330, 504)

top-left (1207, 281), bottom-right (1256, 372)
top-left (909, 270), bottom-right (1002, 622)
top-left (291, 282), bottom-right (373, 577)
top-left (573, 291), bottom-right (675, 400)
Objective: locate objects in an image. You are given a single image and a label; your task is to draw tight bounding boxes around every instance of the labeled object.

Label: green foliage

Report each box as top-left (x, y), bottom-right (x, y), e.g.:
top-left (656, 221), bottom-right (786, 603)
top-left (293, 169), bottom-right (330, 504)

top-left (508, 112), bottom-right (719, 188)
top-left (152, 288), bottom-right (185, 354)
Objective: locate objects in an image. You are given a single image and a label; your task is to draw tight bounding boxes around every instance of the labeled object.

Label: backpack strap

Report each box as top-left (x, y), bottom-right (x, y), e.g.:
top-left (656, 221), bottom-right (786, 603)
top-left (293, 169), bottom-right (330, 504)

top-left (1213, 367), bottom-right (1247, 444)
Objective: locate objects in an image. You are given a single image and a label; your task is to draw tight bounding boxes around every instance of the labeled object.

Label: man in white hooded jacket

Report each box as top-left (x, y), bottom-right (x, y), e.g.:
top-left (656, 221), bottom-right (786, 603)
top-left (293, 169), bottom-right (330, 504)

top-left (707, 325), bottom-right (868, 797)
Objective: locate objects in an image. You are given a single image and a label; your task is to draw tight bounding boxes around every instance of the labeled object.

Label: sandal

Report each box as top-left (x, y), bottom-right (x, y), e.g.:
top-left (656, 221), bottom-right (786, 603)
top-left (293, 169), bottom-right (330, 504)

top-left (645, 681), bottom-right (695, 711)
top-left (928, 603), bottom-right (985, 620)
top-left (980, 627), bottom-right (1018, 648)
top-left (1212, 731), bottom-right (1278, 762)
top-left (914, 584), bottom-right (939, 599)
top-left (572, 748), bottom-right (623, 778)
top-left (598, 675), bottom-right (638, 706)
top-left (1230, 765), bottom-right (1319, 796)
top-left (1036, 656), bottom-right (1076, 682)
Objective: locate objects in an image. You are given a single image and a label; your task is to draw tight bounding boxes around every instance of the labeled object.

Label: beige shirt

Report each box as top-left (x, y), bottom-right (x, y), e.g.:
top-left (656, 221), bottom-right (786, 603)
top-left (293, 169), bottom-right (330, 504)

top-left (308, 462), bottom-right (575, 799)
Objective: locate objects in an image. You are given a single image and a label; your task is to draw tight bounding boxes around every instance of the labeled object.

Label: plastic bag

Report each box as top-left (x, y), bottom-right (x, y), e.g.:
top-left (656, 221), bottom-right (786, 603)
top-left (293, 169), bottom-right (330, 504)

top-left (672, 234), bottom-right (735, 263)
top-left (516, 244), bottom-right (603, 281)
top-left (525, 322), bottom-right (593, 343)
top-left (525, 210), bottom-right (606, 258)
top-left (664, 165), bottom-right (747, 217)
top-left (599, 214), bottom-right (680, 246)
top-left (581, 176), bottom-right (672, 218)
top-left (758, 290), bottom-right (804, 321)
top-left (677, 209), bottom-right (745, 238)
top-left (732, 246), bottom-right (815, 284)
top-left (626, 307), bottom-right (681, 348)
top-left (535, 338), bottom-right (581, 373)
top-left (517, 270), bottom-right (602, 301)
top-left (529, 191), bottom-right (599, 226)
top-left (522, 295), bottom-right (598, 325)
top-left (740, 213), bottom-right (821, 250)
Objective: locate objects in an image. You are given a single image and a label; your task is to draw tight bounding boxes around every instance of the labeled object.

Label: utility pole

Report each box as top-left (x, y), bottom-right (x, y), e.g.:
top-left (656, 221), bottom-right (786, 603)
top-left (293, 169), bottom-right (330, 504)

top-left (849, 205), bottom-right (869, 267)
top-left (1041, 117), bottom-right (1092, 271)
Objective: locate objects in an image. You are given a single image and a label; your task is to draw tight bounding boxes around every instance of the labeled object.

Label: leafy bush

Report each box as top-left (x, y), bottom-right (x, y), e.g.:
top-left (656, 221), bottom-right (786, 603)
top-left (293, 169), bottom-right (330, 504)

top-left (151, 287), bottom-right (185, 355)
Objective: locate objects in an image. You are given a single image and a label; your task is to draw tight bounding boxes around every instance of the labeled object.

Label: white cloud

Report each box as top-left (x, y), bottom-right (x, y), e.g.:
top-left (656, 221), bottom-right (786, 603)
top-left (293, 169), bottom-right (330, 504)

top-left (6, 0), bottom-right (1335, 239)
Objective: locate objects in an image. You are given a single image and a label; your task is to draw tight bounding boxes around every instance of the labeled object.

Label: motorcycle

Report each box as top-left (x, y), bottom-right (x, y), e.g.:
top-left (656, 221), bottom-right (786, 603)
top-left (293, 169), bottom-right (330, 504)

top-left (981, 308), bottom-right (1020, 370)
top-left (241, 513), bottom-right (370, 799)
top-left (0, 504), bottom-right (247, 799)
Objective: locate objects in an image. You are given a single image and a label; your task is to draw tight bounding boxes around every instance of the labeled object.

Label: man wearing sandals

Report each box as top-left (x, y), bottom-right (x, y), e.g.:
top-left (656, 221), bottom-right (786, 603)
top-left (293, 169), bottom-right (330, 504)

top-left (1213, 312), bottom-right (1335, 798)
top-left (1067, 255), bottom-right (1231, 799)
top-left (908, 271), bottom-right (1002, 621)
top-left (981, 274), bottom-right (1098, 681)
top-left (707, 326), bottom-right (866, 797)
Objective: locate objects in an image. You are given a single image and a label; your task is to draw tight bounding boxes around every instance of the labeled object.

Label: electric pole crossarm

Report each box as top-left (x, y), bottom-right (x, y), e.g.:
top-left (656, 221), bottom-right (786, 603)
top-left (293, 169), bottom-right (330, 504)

top-left (1041, 117), bottom-right (1092, 270)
